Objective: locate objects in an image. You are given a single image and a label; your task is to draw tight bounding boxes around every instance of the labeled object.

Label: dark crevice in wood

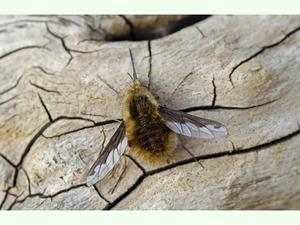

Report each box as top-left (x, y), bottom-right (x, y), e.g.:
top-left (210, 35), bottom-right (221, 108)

top-left (0, 45), bottom-right (47, 60)
top-left (7, 184), bottom-right (86, 210)
top-left (103, 175), bottom-right (146, 210)
top-left (45, 22), bottom-right (73, 66)
top-left (30, 81), bottom-right (61, 95)
top-left (0, 114), bottom-right (19, 129)
top-left (4, 168), bottom-right (33, 209)
top-left (229, 25), bottom-right (300, 86)
top-left (181, 97), bottom-right (280, 113)
top-left (85, 24), bottom-right (107, 42)
top-left (116, 15), bottom-right (211, 41)
top-left (38, 93), bottom-right (53, 122)
top-left (147, 40), bottom-right (152, 90)
top-left (194, 25), bottom-right (205, 38)
top-left (68, 48), bottom-right (100, 54)
top-left (22, 168), bottom-right (32, 196)
top-left (100, 127), bottom-right (106, 153)
top-left (33, 199), bottom-right (47, 210)
top-left (50, 116), bottom-right (96, 128)
top-left (125, 154), bottom-right (146, 175)
top-left (168, 15), bottom-right (210, 36)
top-left (32, 66), bottom-right (57, 76)
top-left (0, 153), bottom-right (16, 167)
top-left (119, 15), bottom-right (136, 41)
top-left (78, 37), bottom-right (103, 44)
top-left (42, 118), bottom-right (121, 139)
top-left (211, 76), bottom-right (217, 107)
top-left (230, 141), bottom-right (236, 152)
top-left (5, 191), bottom-right (23, 198)
top-left (93, 185), bottom-right (111, 205)
top-left (0, 19), bottom-right (60, 29)
top-left (0, 95), bottom-right (19, 106)
top-left (43, 183), bottom-right (86, 198)
top-left (0, 187), bottom-right (12, 210)
top-left (0, 74), bottom-right (24, 95)
top-left (57, 17), bottom-right (81, 27)
top-left (5, 189), bottom-right (26, 210)
top-left (7, 187), bottom-right (48, 210)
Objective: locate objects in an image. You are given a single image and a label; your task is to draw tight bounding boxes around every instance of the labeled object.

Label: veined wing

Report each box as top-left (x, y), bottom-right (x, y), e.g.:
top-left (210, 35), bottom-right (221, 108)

top-left (159, 106), bottom-right (228, 139)
top-left (86, 121), bottom-right (127, 186)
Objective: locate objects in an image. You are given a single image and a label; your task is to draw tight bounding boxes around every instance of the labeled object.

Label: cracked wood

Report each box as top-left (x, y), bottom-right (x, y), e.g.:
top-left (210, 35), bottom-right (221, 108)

top-left (1, 15), bottom-right (300, 210)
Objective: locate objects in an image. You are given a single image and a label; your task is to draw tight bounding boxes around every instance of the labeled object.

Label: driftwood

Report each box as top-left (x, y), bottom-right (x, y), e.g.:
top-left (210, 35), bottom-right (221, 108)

top-left (1, 15), bottom-right (300, 210)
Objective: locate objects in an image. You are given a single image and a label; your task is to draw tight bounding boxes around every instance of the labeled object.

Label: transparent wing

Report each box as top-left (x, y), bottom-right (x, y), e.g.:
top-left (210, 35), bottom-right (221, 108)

top-left (159, 106), bottom-right (228, 139)
top-left (86, 121), bottom-right (127, 186)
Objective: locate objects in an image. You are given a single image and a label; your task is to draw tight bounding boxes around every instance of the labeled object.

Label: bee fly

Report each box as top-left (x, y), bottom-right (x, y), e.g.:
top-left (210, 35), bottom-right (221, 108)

top-left (86, 50), bottom-right (228, 186)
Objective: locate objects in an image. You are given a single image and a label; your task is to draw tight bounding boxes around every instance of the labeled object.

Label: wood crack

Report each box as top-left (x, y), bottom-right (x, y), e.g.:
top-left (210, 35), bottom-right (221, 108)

top-left (181, 97), bottom-right (280, 112)
top-left (42, 118), bottom-right (121, 139)
top-left (194, 25), bottom-right (205, 38)
top-left (229, 25), bottom-right (300, 87)
top-left (119, 15), bottom-right (136, 40)
top-left (0, 187), bottom-right (12, 209)
top-left (0, 153), bottom-right (16, 167)
top-left (0, 45), bottom-right (47, 60)
top-left (0, 95), bottom-right (19, 106)
top-left (32, 66), bottom-right (57, 76)
top-left (125, 154), bottom-right (146, 175)
top-left (7, 184), bottom-right (86, 210)
top-left (211, 76), bottom-right (217, 107)
top-left (93, 186), bottom-right (111, 205)
top-left (30, 81), bottom-right (61, 95)
top-left (147, 40), bottom-right (153, 90)
top-left (46, 22), bottom-right (73, 66)
top-left (38, 93), bottom-right (53, 122)
top-left (0, 19), bottom-right (59, 28)
top-left (0, 74), bottom-right (24, 95)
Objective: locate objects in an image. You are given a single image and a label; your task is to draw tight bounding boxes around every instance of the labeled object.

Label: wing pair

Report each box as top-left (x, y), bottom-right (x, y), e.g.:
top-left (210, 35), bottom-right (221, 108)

top-left (86, 107), bottom-right (227, 186)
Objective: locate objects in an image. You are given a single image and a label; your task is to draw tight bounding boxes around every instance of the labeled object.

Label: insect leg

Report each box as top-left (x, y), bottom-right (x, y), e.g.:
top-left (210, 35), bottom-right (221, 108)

top-left (81, 112), bottom-right (122, 124)
top-left (178, 135), bottom-right (204, 168)
top-left (109, 153), bottom-right (128, 194)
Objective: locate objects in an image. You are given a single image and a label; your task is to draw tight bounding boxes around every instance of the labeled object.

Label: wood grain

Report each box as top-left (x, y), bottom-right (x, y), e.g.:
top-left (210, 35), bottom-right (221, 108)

top-left (1, 15), bottom-right (300, 210)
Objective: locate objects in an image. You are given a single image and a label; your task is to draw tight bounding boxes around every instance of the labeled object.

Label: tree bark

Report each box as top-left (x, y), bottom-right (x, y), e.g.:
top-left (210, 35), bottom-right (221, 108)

top-left (1, 15), bottom-right (300, 210)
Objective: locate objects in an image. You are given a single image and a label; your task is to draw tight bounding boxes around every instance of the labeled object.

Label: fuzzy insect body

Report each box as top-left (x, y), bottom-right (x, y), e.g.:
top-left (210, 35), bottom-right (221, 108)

top-left (86, 50), bottom-right (228, 186)
top-left (123, 80), bottom-right (177, 163)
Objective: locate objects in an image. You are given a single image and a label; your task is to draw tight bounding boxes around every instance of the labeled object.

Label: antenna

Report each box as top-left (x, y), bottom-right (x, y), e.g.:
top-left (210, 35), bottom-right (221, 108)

top-left (129, 49), bottom-right (138, 80)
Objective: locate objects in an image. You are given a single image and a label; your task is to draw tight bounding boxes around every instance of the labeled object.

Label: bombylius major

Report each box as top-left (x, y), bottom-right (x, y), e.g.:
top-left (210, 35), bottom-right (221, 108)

top-left (86, 50), bottom-right (228, 186)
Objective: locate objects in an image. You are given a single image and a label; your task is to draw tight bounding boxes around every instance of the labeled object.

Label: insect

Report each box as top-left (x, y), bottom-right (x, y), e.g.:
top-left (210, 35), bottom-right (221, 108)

top-left (86, 50), bottom-right (228, 186)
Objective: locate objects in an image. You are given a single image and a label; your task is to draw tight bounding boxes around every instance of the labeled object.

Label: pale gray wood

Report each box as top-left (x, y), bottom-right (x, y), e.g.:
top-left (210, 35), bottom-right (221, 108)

top-left (0, 15), bottom-right (299, 210)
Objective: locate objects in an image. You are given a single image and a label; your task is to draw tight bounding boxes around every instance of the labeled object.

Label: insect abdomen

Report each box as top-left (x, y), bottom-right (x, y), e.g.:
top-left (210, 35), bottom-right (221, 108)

top-left (129, 114), bottom-right (176, 163)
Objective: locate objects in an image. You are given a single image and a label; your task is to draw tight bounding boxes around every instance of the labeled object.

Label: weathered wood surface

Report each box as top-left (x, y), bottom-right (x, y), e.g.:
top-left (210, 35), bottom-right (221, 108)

top-left (0, 15), bottom-right (300, 210)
